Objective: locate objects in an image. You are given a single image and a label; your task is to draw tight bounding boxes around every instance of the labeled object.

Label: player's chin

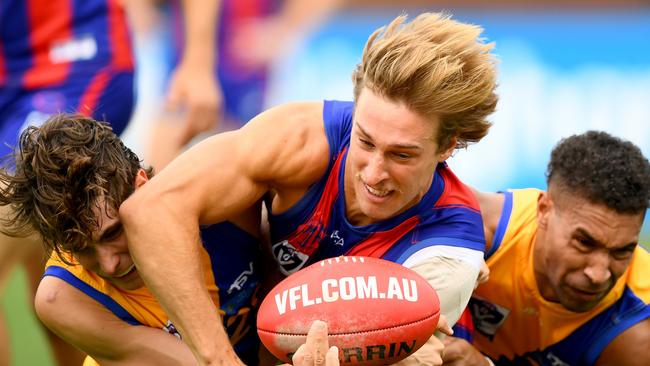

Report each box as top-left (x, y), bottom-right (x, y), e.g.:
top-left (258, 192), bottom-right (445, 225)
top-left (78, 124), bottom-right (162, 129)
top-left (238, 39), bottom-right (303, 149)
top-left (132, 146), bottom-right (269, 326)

top-left (112, 274), bottom-right (145, 291)
top-left (560, 291), bottom-right (605, 313)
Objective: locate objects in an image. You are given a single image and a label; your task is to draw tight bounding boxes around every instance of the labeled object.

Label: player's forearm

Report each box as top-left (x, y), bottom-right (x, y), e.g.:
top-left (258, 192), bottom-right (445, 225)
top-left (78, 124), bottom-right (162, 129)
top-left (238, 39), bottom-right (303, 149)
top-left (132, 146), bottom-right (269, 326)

top-left (36, 276), bottom-right (200, 366)
top-left (408, 256), bottom-right (479, 327)
top-left (119, 197), bottom-right (241, 365)
top-left (93, 328), bottom-right (200, 366)
top-left (180, 0), bottom-right (219, 67)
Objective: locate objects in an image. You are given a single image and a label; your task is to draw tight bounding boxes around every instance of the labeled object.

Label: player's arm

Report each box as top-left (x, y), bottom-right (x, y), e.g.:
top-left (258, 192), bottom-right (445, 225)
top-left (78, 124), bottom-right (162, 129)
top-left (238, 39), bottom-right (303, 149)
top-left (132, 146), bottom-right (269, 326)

top-left (470, 189), bottom-right (504, 253)
top-left (120, 101), bottom-right (329, 366)
top-left (168, 0), bottom-right (223, 145)
top-left (596, 318), bottom-right (650, 366)
top-left (34, 276), bottom-right (198, 365)
top-left (441, 336), bottom-right (492, 366)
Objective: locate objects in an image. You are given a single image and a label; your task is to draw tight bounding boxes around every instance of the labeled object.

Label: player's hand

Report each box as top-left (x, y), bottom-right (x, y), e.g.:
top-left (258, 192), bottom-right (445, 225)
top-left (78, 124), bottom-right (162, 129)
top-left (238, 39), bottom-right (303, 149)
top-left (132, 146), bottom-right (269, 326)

top-left (476, 260), bottom-right (490, 288)
top-left (287, 320), bottom-right (339, 366)
top-left (393, 315), bottom-right (452, 366)
top-left (442, 336), bottom-right (491, 366)
top-left (165, 60), bottom-right (223, 146)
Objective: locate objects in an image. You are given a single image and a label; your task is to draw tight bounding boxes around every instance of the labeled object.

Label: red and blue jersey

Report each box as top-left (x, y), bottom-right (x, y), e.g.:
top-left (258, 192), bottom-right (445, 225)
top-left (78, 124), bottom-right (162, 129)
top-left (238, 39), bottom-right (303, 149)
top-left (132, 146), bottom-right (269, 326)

top-left (268, 100), bottom-right (485, 274)
top-left (0, 0), bottom-right (134, 154)
top-left (0, 0), bottom-right (133, 89)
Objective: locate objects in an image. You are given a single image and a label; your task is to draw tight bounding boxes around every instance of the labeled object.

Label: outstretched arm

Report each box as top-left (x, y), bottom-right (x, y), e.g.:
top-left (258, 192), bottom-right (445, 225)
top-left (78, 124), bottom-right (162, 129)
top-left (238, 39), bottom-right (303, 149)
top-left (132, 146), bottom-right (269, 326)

top-left (35, 276), bottom-right (198, 365)
top-left (120, 102), bottom-right (329, 365)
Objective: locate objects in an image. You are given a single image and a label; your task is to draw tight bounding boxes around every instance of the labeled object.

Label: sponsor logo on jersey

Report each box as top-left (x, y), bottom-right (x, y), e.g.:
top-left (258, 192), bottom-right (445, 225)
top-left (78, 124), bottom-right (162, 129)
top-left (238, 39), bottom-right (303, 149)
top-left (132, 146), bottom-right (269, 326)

top-left (228, 261), bottom-right (255, 294)
top-left (330, 230), bottom-right (345, 246)
top-left (49, 35), bottom-right (97, 63)
top-left (272, 240), bottom-right (310, 275)
top-left (469, 296), bottom-right (510, 340)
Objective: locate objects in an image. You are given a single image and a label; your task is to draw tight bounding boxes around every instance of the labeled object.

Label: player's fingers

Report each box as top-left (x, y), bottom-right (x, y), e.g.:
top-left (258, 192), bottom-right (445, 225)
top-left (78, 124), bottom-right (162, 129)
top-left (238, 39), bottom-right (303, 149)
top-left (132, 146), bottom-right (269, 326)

top-left (441, 337), bottom-right (462, 360)
top-left (436, 315), bottom-right (454, 336)
top-left (429, 335), bottom-right (446, 366)
top-left (291, 344), bottom-right (307, 365)
top-left (305, 320), bottom-right (328, 365)
top-left (325, 346), bottom-right (339, 365)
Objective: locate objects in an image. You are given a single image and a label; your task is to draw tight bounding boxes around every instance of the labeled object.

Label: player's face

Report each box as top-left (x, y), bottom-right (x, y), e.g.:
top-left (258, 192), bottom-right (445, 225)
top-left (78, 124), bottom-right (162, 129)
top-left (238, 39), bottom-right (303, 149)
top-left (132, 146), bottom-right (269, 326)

top-left (74, 170), bottom-right (149, 291)
top-left (74, 201), bottom-right (143, 291)
top-left (345, 88), bottom-right (452, 225)
top-left (535, 190), bottom-right (643, 312)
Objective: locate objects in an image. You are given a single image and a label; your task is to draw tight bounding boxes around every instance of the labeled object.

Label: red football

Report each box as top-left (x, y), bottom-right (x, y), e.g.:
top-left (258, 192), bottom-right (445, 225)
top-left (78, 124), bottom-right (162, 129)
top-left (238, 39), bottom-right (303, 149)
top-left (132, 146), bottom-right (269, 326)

top-left (257, 256), bottom-right (440, 365)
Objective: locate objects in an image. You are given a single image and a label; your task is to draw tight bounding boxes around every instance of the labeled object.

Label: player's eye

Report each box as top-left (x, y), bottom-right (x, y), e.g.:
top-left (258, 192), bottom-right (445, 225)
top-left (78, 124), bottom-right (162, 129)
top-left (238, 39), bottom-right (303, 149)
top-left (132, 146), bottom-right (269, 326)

top-left (573, 237), bottom-right (594, 251)
top-left (101, 224), bottom-right (124, 242)
top-left (393, 152), bottom-right (411, 160)
top-left (612, 246), bottom-right (635, 260)
top-left (359, 138), bottom-right (374, 148)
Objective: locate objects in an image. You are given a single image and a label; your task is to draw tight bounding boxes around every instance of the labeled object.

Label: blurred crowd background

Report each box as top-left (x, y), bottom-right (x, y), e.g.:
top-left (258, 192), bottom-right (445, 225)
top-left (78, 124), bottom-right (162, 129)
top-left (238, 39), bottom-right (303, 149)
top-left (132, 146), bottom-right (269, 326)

top-left (3, 0), bottom-right (649, 364)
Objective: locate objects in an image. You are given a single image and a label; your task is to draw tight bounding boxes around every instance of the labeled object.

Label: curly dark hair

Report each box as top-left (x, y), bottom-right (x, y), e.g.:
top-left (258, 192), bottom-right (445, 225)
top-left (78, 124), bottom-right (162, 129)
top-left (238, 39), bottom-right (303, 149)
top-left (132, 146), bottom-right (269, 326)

top-left (0, 114), bottom-right (152, 262)
top-left (547, 130), bottom-right (650, 214)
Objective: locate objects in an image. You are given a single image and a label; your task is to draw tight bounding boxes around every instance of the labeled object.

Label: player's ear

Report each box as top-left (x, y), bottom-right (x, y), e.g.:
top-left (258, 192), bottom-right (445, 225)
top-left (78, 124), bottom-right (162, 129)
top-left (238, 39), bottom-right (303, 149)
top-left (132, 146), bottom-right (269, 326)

top-left (537, 191), bottom-right (553, 230)
top-left (437, 136), bottom-right (457, 162)
top-left (134, 169), bottom-right (149, 190)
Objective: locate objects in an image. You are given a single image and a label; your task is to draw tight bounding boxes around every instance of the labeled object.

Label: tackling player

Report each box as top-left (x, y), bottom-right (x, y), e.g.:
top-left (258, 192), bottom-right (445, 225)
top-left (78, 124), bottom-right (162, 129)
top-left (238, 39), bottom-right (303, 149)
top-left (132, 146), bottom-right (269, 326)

top-left (443, 131), bottom-right (650, 366)
top-left (119, 12), bottom-right (499, 365)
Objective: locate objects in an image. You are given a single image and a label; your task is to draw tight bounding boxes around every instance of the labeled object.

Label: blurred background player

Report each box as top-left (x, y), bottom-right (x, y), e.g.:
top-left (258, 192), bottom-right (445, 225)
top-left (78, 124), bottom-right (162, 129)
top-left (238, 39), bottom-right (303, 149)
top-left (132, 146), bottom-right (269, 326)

top-left (125, 0), bottom-right (342, 169)
top-left (0, 114), bottom-right (264, 365)
top-left (442, 131), bottom-right (650, 366)
top-left (0, 0), bottom-right (135, 364)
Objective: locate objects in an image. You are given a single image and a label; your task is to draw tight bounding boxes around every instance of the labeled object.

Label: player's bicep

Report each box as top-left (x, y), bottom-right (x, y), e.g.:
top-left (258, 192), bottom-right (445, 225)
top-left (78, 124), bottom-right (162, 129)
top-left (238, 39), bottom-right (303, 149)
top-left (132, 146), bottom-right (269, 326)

top-left (239, 101), bottom-right (330, 188)
top-left (151, 101), bottom-right (328, 224)
top-left (35, 276), bottom-right (197, 365)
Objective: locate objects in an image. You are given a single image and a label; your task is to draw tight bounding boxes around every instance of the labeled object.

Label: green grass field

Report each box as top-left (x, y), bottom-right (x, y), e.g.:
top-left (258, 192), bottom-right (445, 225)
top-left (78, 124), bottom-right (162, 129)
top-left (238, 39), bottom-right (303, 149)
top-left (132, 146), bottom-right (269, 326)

top-left (3, 238), bottom-right (649, 366)
top-left (2, 267), bottom-right (54, 366)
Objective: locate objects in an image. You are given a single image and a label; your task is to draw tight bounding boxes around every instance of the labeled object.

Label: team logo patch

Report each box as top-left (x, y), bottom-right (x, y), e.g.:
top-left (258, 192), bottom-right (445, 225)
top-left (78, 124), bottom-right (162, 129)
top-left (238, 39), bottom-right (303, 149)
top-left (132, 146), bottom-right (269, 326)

top-left (469, 296), bottom-right (510, 340)
top-left (272, 240), bottom-right (310, 275)
top-left (163, 320), bottom-right (182, 340)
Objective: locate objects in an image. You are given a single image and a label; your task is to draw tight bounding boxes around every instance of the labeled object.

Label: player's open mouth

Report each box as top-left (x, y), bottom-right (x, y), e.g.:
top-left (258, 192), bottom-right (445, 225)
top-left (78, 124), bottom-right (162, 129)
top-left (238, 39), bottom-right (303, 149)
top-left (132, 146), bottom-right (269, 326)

top-left (114, 264), bottom-right (136, 278)
top-left (365, 184), bottom-right (391, 198)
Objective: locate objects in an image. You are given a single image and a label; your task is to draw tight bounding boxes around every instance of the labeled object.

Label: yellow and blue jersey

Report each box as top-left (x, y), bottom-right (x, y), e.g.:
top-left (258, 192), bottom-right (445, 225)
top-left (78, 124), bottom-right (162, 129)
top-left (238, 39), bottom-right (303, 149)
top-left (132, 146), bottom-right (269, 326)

top-left (44, 221), bottom-right (262, 365)
top-left (470, 189), bottom-right (650, 365)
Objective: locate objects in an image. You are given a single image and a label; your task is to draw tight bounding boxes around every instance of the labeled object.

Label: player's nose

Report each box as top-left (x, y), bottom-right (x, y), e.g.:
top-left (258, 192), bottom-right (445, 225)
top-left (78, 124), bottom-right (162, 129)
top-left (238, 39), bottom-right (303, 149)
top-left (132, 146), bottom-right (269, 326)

top-left (364, 154), bottom-right (389, 185)
top-left (96, 246), bottom-right (121, 276)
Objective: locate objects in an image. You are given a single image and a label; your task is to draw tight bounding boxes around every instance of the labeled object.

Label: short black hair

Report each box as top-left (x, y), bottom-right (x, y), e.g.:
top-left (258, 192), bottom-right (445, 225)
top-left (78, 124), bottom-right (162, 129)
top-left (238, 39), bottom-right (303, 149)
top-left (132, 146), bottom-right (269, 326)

top-left (547, 130), bottom-right (650, 214)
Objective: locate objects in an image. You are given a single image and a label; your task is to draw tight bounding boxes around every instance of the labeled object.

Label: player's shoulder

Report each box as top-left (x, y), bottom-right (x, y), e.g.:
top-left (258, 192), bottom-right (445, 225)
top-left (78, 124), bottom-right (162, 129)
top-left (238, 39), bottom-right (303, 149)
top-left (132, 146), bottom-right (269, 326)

top-left (435, 164), bottom-right (480, 211)
top-left (627, 245), bottom-right (650, 304)
top-left (249, 101), bottom-right (324, 127)
top-left (34, 275), bottom-right (86, 332)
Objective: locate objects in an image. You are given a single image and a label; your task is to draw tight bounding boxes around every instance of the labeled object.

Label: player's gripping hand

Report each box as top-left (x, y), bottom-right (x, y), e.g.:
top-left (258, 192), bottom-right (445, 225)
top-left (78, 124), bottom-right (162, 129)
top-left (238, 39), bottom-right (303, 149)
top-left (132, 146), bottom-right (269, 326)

top-left (442, 336), bottom-right (492, 366)
top-left (285, 320), bottom-right (339, 366)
